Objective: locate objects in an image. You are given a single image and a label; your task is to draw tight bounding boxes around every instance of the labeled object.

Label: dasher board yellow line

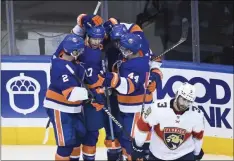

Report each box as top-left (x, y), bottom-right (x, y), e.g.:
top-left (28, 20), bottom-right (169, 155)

top-left (1, 127), bottom-right (233, 156)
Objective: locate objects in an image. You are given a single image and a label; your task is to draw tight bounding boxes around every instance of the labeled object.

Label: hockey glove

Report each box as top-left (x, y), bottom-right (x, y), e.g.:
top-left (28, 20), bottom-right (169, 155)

top-left (77, 14), bottom-right (103, 28)
top-left (147, 68), bottom-right (163, 93)
top-left (98, 72), bottom-right (120, 89)
top-left (103, 18), bottom-right (120, 34)
top-left (90, 89), bottom-right (105, 111)
top-left (131, 139), bottom-right (144, 161)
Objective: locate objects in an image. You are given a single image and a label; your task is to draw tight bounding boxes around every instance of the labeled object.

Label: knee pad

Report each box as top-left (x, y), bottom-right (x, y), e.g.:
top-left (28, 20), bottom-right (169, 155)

top-left (57, 146), bottom-right (74, 157)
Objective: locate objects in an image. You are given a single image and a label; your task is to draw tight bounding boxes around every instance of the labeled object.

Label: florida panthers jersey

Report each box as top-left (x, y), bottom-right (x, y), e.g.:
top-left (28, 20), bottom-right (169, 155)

top-left (114, 56), bottom-right (152, 113)
top-left (43, 54), bottom-right (87, 113)
top-left (135, 99), bottom-right (205, 160)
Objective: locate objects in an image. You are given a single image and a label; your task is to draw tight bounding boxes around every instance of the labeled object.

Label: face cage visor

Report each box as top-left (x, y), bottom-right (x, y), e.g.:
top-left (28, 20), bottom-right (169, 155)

top-left (89, 37), bottom-right (103, 49)
top-left (70, 48), bottom-right (84, 59)
top-left (119, 45), bottom-right (133, 59)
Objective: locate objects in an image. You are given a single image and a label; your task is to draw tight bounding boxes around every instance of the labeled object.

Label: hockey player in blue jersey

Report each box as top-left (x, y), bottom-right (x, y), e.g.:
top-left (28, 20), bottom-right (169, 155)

top-left (77, 25), bottom-right (107, 161)
top-left (43, 34), bottom-right (90, 161)
top-left (99, 33), bottom-right (162, 160)
top-left (71, 14), bottom-right (162, 160)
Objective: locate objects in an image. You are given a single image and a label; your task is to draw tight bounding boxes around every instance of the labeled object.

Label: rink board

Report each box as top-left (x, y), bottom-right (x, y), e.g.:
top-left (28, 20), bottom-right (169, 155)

top-left (1, 56), bottom-right (233, 156)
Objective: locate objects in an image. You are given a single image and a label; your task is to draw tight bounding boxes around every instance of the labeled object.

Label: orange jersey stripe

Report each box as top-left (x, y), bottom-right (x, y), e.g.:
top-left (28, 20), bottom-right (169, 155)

top-left (62, 87), bottom-right (74, 99)
top-left (117, 94), bottom-right (153, 104)
top-left (127, 78), bottom-right (135, 94)
top-left (88, 75), bottom-right (105, 89)
top-left (130, 24), bottom-right (143, 33)
top-left (111, 73), bottom-right (120, 88)
top-left (54, 110), bottom-right (65, 146)
top-left (46, 90), bottom-right (82, 105)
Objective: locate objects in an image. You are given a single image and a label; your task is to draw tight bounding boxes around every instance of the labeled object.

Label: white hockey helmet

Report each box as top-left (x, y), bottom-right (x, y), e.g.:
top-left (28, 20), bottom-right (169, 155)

top-left (176, 82), bottom-right (196, 101)
top-left (174, 82), bottom-right (196, 111)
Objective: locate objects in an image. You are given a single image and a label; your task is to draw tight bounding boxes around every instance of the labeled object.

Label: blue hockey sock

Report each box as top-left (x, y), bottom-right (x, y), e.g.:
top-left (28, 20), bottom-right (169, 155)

top-left (107, 148), bottom-right (123, 161)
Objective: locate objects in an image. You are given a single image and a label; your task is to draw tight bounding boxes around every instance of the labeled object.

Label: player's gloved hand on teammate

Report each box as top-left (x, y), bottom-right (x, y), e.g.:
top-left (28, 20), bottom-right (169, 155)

top-left (89, 89), bottom-right (105, 111)
top-left (77, 14), bottom-right (103, 29)
top-left (98, 72), bottom-right (120, 88)
top-left (103, 18), bottom-right (120, 34)
top-left (131, 139), bottom-right (144, 161)
top-left (147, 68), bottom-right (163, 93)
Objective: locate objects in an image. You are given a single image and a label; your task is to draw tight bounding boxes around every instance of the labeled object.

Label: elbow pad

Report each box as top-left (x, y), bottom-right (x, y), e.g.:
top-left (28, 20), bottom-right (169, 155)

top-left (67, 87), bottom-right (88, 102)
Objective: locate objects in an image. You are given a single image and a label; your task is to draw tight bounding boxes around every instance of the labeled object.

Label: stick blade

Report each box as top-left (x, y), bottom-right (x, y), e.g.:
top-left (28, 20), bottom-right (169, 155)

top-left (181, 18), bottom-right (189, 41)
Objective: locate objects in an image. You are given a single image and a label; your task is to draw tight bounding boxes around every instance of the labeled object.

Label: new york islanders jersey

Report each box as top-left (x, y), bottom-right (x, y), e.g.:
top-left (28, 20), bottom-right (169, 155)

top-left (43, 54), bottom-right (87, 113)
top-left (135, 99), bottom-right (205, 160)
top-left (114, 56), bottom-right (152, 113)
top-left (78, 46), bottom-right (103, 89)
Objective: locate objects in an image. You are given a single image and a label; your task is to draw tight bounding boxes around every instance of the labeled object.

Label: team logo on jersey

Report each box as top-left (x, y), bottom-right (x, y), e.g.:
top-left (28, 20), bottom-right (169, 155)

top-left (72, 37), bottom-right (78, 42)
top-left (163, 127), bottom-right (186, 150)
top-left (128, 38), bottom-right (133, 44)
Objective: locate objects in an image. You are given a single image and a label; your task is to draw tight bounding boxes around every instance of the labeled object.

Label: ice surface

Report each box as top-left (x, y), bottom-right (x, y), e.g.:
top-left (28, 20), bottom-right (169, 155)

top-left (1, 146), bottom-right (233, 160)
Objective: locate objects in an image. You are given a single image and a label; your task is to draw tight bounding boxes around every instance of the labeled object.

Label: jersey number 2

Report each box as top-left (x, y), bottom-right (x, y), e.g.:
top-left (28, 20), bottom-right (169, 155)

top-left (62, 75), bottom-right (69, 82)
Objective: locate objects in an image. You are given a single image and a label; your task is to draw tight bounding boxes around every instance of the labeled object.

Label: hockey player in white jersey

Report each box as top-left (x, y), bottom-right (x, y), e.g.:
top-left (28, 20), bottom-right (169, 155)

top-left (131, 82), bottom-right (205, 161)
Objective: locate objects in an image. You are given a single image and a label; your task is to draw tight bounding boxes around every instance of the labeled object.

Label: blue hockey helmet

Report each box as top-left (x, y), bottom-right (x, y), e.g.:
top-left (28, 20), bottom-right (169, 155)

top-left (63, 34), bottom-right (85, 58)
top-left (109, 24), bottom-right (128, 40)
top-left (119, 33), bottom-right (142, 58)
top-left (86, 25), bottom-right (106, 39)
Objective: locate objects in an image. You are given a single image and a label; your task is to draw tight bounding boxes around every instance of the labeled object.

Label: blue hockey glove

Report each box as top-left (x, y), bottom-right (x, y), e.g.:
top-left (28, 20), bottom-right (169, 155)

top-left (77, 14), bottom-right (103, 29)
top-left (103, 18), bottom-right (120, 34)
top-left (90, 89), bottom-right (105, 111)
top-left (147, 68), bottom-right (162, 92)
top-left (131, 139), bottom-right (144, 161)
top-left (98, 72), bottom-right (120, 88)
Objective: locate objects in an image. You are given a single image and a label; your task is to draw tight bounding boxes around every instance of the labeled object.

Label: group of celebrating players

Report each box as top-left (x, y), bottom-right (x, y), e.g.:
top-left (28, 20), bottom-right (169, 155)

top-left (43, 13), bottom-right (205, 161)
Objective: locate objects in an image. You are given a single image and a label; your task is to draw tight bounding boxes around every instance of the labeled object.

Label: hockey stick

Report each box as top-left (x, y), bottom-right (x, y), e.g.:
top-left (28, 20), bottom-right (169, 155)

top-left (42, 118), bottom-right (51, 144)
top-left (140, 72), bottom-right (150, 116)
top-left (65, 64), bottom-right (132, 140)
top-left (151, 18), bottom-right (189, 61)
top-left (93, 1), bottom-right (102, 15)
top-left (101, 56), bottom-right (116, 147)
